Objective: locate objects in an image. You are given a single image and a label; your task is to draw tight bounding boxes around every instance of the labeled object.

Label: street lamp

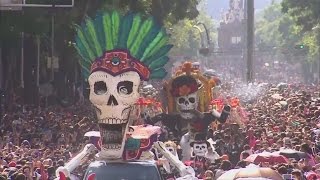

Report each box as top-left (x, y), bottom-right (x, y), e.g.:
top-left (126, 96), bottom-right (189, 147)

top-left (193, 25), bottom-right (210, 56)
top-left (197, 22), bottom-right (211, 46)
top-left (193, 25), bottom-right (205, 47)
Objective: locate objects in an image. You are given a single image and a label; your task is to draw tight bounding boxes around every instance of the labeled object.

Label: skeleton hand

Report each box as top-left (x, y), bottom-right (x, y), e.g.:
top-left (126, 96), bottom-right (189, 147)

top-left (56, 144), bottom-right (97, 179)
top-left (55, 167), bottom-right (70, 180)
top-left (219, 105), bottom-right (231, 123)
top-left (212, 105), bottom-right (230, 121)
top-left (153, 141), bottom-right (196, 178)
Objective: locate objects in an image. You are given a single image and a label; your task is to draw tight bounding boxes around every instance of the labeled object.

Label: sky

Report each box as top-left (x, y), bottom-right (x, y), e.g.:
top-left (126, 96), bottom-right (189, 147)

top-left (206, 0), bottom-right (276, 20)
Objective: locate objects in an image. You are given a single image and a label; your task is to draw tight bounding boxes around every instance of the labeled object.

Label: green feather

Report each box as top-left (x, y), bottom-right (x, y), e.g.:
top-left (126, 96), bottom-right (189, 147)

top-left (127, 15), bottom-right (142, 48)
top-left (75, 11), bottom-right (173, 80)
top-left (81, 16), bottom-right (98, 56)
top-left (74, 42), bottom-right (90, 63)
top-left (148, 56), bottom-right (169, 70)
top-left (94, 14), bottom-right (106, 51)
top-left (136, 25), bottom-right (161, 59)
top-left (141, 29), bottom-right (165, 61)
top-left (111, 11), bottom-right (120, 47)
top-left (130, 18), bottom-right (154, 57)
top-left (150, 68), bottom-right (167, 79)
top-left (145, 35), bottom-right (169, 60)
top-left (118, 13), bottom-right (134, 49)
top-left (75, 27), bottom-right (95, 61)
top-left (79, 59), bottom-right (91, 72)
top-left (144, 45), bottom-right (173, 66)
top-left (102, 13), bottom-right (113, 50)
top-left (85, 17), bottom-right (102, 56)
top-left (81, 69), bottom-right (90, 80)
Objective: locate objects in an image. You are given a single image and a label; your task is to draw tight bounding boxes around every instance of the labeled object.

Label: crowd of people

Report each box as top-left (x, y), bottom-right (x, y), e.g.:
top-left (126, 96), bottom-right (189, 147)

top-left (1, 82), bottom-right (320, 180)
top-left (0, 100), bottom-right (97, 180)
top-left (201, 83), bottom-right (320, 179)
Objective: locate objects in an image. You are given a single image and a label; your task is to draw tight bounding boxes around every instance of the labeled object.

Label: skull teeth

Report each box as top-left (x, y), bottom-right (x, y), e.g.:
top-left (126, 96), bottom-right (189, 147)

top-left (100, 118), bottom-right (128, 124)
top-left (103, 144), bottom-right (122, 150)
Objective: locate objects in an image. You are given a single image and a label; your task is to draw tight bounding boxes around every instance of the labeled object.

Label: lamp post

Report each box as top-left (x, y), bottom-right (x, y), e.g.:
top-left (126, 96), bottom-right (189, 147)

top-left (194, 23), bottom-right (211, 68)
top-left (246, 0), bottom-right (254, 83)
top-left (193, 25), bottom-right (205, 48)
top-left (197, 22), bottom-right (211, 47)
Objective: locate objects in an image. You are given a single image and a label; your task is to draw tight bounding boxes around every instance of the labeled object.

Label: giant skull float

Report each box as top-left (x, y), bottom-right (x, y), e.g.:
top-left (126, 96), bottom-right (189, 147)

top-left (75, 11), bottom-right (173, 159)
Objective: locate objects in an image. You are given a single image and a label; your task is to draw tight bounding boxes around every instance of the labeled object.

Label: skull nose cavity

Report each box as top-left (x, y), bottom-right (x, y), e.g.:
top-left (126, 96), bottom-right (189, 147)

top-left (107, 95), bottom-right (118, 105)
top-left (184, 101), bottom-right (189, 105)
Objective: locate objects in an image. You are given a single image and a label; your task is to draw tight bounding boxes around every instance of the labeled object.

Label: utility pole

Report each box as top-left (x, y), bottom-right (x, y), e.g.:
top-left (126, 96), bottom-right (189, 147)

top-left (246, 0), bottom-right (254, 83)
top-left (51, 13), bottom-right (55, 81)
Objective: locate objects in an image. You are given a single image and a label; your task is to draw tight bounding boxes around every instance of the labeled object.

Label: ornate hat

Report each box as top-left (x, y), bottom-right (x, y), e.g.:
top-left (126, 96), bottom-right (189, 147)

top-left (75, 11), bottom-right (173, 81)
top-left (190, 133), bottom-right (210, 147)
top-left (170, 75), bottom-right (201, 97)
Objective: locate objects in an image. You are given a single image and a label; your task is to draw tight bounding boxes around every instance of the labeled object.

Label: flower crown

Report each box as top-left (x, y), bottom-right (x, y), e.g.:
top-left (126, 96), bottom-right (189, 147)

top-left (170, 75), bottom-right (200, 97)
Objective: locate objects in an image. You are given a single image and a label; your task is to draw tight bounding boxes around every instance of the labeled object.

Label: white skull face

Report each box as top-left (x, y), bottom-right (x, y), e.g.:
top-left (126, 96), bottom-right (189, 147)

top-left (193, 143), bottom-right (208, 157)
top-left (175, 92), bottom-right (198, 119)
top-left (88, 71), bottom-right (140, 159)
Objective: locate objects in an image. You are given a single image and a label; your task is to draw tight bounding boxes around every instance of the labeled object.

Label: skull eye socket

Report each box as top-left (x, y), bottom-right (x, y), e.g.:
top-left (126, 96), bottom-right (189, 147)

top-left (195, 145), bottom-right (200, 149)
top-left (178, 98), bottom-right (185, 104)
top-left (94, 81), bottom-right (107, 95)
top-left (201, 145), bottom-right (206, 149)
top-left (117, 81), bottom-right (133, 95)
top-left (189, 97), bottom-right (195, 103)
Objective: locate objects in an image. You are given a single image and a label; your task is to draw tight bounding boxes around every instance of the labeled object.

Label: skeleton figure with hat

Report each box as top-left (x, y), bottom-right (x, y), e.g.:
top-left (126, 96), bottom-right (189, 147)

top-left (54, 11), bottom-right (199, 180)
top-left (188, 134), bottom-right (211, 178)
top-left (157, 141), bottom-right (181, 179)
top-left (146, 62), bottom-right (231, 161)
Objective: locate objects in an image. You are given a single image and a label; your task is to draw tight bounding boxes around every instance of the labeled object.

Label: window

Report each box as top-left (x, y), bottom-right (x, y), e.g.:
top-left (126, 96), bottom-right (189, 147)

top-left (231, 36), bottom-right (241, 44)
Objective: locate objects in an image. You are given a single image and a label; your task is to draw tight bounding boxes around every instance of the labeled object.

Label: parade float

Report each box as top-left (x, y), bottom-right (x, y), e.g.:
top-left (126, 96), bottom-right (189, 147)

top-left (146, 61), bottom-right (231, 162)
top-left (55, 11), bottom-right (200, 180)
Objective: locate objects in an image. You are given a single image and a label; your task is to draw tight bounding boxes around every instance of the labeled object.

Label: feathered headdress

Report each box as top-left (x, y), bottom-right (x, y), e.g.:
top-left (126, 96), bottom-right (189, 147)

top-left (74, 11), bottom-right (173, 81)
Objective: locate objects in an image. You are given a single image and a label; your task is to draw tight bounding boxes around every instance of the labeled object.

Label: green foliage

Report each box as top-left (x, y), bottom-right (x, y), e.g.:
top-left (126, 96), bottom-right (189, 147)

top-left (167, 12), bottom-right (217, 57)
top-left (282, 0), bottom-right (320, 60)
top-left (255, 3), bottom-right (300, 50)
top-left (100, 0), bottom-right (200, 25)
top-left (282, 0), bottom-right (320, 32)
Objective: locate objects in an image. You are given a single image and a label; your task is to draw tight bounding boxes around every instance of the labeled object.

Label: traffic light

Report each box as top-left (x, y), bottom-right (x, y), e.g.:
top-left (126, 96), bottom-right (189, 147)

top-left (295, 44), bottom-right (305, 49)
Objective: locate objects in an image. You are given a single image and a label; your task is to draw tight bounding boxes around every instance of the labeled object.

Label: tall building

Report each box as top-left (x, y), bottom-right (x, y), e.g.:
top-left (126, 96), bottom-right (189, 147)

top-left (217, 0), bottom-right (245, 53)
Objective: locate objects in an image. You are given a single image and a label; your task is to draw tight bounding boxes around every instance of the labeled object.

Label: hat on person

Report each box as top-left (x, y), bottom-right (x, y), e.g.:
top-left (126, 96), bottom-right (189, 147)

top-left (306, 172), bottom-right (320, 180)
top-left (21, 140), bottom-right (30, 146)
top-left (8, 161), bottom-right (16, 167)
top-left (283, 137), bottom-right (291, 145)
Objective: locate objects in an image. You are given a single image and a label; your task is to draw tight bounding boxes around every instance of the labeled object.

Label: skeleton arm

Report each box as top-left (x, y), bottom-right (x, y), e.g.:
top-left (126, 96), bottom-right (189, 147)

top-left (153, 141), bottom-right (198, 180)
top-left (211, 105), bottom-right (231, 123)
top-left (55, 144), bottom-right (97, 179)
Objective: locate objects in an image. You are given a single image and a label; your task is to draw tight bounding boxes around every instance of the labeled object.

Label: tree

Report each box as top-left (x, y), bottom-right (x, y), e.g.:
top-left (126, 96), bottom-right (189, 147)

top-left (167, 11), bottom-right (217, 57)
top-left (255, 2), bottom-right (301, 53)
top-left (281, 0), bottom-right (320, 32)
top-left (282, 0), bottom-right (320, 59)
top-left (0, 0), bottom-right (203, 105)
